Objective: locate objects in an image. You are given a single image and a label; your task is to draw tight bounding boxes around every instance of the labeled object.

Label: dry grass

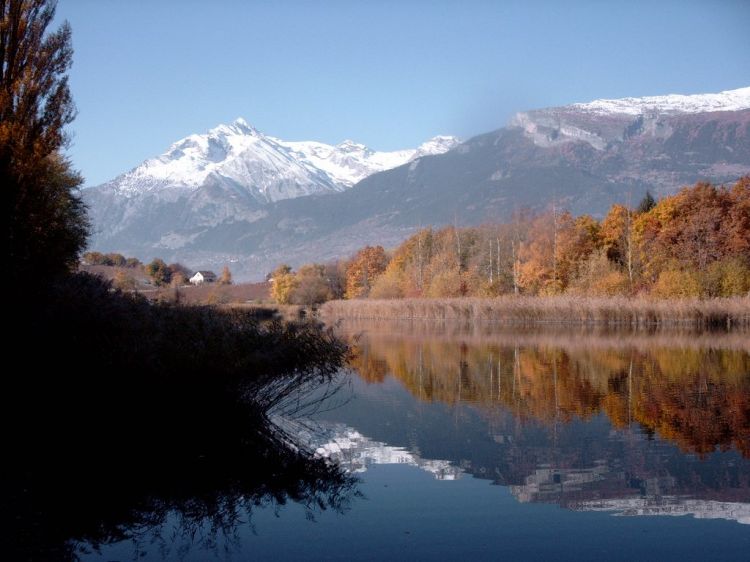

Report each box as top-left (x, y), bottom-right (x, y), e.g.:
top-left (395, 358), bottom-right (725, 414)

top-left (149, 281), bottom-right (271, 304)
top-left (320, 295), bottom-right (750, 329)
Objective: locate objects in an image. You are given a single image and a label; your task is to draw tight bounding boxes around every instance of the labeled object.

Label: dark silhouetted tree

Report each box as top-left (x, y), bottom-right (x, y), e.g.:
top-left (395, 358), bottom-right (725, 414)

top-left (2, 0), bottom-right (88, 290)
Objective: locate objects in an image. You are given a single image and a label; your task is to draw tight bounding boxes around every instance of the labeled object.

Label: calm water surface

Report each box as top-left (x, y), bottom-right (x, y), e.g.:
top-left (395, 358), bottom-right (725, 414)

top-left (82, 322), bottom-right (750, 561)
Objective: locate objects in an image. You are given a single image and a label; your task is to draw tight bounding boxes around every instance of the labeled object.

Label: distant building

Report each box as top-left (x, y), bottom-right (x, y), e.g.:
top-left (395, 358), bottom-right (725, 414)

top-left (189, 270), bottom-right (216, 285)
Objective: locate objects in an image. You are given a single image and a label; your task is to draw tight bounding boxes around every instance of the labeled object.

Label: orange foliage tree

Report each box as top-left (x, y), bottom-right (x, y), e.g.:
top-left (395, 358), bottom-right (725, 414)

top-left (345, 246), bottom-right (389, 299)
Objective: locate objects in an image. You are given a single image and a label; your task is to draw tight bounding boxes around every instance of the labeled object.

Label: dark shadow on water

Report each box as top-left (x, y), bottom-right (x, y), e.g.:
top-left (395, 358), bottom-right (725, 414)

top-left (2, 274), bottom-right (357, 561)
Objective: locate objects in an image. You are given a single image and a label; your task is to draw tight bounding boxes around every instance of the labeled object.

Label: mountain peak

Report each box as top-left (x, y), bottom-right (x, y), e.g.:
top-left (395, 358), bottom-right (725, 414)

top-left (416, 135), bottom-right (460, 154)
top-left (207, 117), bottom-right (258, 137)
top-left (337, 139), bottom-right (369, 152)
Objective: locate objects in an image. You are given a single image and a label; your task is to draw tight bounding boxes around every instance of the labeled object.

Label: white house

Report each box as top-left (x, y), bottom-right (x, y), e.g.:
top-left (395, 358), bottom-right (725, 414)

top-left (189, 270), bottom-right (217, 285)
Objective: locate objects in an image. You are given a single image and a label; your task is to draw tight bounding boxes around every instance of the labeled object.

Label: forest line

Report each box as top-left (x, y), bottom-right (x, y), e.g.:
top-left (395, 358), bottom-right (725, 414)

top-left (271, 178), bottom-right (750, 306)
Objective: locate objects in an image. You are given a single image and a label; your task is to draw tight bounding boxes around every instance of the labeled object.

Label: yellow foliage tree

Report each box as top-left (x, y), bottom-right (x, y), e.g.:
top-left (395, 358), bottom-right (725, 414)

top-left (218, 265), bottom-right (233, 285)
top-left (651, 268), bottom-right (701, 298)
top-left (270, 264), bottom-right (297, 304)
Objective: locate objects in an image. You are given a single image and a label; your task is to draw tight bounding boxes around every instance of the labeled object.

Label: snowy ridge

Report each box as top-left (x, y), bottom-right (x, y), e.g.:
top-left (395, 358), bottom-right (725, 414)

top-left (570, 86), bottom-right (750, 116)
top-left (574, 497), bottom-right (750, 525)
top-left (302, 423), bottom-right (462, 481)
top-left (103, 118), bottom-right (459, 202)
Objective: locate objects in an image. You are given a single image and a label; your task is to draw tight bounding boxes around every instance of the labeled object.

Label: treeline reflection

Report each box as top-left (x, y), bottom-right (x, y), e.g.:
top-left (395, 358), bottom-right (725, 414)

top-left (345, 323), bottom-right (750, 458)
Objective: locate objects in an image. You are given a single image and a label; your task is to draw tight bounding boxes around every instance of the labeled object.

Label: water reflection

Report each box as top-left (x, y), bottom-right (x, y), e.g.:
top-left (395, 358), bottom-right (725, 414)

top-left (5, 366), bottom-right (357, 561)
top-left (329, 320), bottom-right (750, 524)
top-left (301, 422), bottom-right (462, 480)
top-left (345, 321), bottom-right (750, 458)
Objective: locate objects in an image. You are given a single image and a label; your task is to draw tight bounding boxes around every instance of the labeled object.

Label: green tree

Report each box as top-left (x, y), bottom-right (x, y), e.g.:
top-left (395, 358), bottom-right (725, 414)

top-left (2, 0), bottom-right (88, 289)
top-left (637, 191), bottom-right (656, 214)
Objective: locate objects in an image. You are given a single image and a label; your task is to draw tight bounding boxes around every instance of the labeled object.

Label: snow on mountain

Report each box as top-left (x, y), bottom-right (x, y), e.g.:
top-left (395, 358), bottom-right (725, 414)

top-left (574, 497), bottom-right (750, 525)
top-left (571, 86), bottom-right (750, 116)
top-left (299, 422), bottom-right (462, 481)
top-left (102, 118), bottom-right (460, 201)
top-left (266, 133), bottom-right (459, 188)
top-left (511, 86), bottom-right (750, 151)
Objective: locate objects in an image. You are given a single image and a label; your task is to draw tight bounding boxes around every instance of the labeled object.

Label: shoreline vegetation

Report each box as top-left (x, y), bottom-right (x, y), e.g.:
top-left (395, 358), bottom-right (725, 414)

top-left (320, 295), bottom-right (750, 329)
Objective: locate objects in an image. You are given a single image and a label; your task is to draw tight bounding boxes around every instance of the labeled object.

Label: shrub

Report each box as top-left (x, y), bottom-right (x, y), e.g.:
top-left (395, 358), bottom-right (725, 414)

top-left (652, 269), bottom-right (701, 298)
top-left (369, 268), bottom-right (404, 299)
top-left (568, 250), bottom-right (630, 296)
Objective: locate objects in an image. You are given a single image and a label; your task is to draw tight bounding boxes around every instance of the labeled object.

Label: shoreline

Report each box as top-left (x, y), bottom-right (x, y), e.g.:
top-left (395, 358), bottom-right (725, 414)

top-left (319, 296), bottom-right (750, 329)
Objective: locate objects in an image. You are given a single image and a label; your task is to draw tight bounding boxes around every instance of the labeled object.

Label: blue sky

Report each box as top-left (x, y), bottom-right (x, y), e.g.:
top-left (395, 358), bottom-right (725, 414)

top-left (55, 0), bottom-right (749, 186)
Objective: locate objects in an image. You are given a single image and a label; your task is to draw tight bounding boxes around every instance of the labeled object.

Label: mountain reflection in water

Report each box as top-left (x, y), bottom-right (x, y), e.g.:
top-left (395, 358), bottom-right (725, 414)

top-left (324, 321), bottom-right (750, 524)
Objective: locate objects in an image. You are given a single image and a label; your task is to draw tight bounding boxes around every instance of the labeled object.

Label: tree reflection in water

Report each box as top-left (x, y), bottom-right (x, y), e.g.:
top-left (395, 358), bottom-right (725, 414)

top-left (344, 321), bottom-right (750, 458)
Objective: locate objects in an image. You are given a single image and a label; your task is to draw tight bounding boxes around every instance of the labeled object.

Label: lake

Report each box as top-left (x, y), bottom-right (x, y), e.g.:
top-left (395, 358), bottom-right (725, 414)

top-left (80, 321), bottom-right (750, 561)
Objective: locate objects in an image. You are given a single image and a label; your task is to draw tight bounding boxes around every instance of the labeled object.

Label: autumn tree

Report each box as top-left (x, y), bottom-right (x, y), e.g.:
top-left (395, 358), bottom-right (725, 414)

top-left (218, 265), bottom-right (233, 285)
top-left (345, 246), bottom-right (388, 299)
top-left (633, 179), bottom-right (750, 292)
top-left (290, 264), bottom-right (332, 305)
top-left (518, 211), bottom-right (557, 294)
top-left (3, 0), bottom-right (88, 289)
top-left (270, 264), bottom-right (296, 304)
top-left (146, 258), bottom-right (171, 286)
top-left (82, 251), bottom-right (105, 265)
top-left (113, 269), bottom-right (136, 291)
top-left (323, 261), bottom-right (347, 300)
top-left (555, 213), bottom-right (601, 290)
top-left (103, 253), bottom-right (126, 266)
top-left (600, 204), bottom-right (636, 289)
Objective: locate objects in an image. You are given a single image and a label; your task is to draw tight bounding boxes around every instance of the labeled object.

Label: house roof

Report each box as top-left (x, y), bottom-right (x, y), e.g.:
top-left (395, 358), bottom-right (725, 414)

top-left (194, 270), bottom-right (216, 277)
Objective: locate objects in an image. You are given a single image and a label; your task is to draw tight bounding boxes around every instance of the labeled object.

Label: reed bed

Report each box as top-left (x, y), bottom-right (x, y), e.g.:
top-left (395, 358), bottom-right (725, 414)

top-left (320, 295), bottom-right (750, 329)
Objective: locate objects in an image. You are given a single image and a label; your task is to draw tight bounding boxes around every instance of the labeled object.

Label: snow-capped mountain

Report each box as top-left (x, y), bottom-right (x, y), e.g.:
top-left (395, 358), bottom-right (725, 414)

top-left (85, 87), bottom-right (749, 279)
top-left (100, 118), bottom-right (459, 203)
top-left (511, 86), bottom-right (750, 151)
top-left (84, 120), bottom-right (458, 256)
